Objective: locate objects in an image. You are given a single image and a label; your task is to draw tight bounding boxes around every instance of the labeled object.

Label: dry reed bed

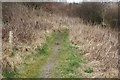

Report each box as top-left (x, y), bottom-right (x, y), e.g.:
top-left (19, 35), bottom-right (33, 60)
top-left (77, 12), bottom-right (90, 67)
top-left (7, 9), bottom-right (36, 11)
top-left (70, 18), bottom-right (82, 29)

top-left (69, 21), bottom-right (118, 77)
top-left (70, 24), bottom-right (118, 67)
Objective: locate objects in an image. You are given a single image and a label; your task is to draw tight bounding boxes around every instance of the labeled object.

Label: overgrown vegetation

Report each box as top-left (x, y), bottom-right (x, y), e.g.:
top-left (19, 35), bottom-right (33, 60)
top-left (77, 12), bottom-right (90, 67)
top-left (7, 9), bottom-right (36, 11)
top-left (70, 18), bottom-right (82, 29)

top-left (2, 2), bottom-right (118, 78)
top-left (2, 30), bottom-right (54, 78)
top-left (2, 28), bottom-right (86, 78)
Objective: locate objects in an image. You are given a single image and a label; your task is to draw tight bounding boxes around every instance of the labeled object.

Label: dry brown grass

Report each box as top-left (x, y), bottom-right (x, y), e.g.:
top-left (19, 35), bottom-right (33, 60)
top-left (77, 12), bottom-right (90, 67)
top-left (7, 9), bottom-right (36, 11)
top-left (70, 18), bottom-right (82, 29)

top-left (69, 19), bottom-right (118, 78)
top-left (1, 2), bottom-right (119, 78)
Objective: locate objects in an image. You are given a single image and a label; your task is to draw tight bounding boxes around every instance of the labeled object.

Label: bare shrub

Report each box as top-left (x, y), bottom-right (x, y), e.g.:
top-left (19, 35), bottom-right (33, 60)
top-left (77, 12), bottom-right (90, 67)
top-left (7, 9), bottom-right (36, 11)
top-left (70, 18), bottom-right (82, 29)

top-left (104, 3), bottom-right (118, 28)
top-left (2, 3), bottom-right (32, 42)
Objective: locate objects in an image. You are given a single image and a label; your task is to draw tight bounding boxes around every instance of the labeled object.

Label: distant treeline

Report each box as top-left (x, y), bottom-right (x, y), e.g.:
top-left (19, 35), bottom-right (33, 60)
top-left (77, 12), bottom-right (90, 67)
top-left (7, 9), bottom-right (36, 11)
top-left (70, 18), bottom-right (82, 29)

top-left (3, 2), bottom-right (119, 29)
top-left (23, 2), bottom-right (119, 29)
top-left (72, 2), bottom-right (118, 28)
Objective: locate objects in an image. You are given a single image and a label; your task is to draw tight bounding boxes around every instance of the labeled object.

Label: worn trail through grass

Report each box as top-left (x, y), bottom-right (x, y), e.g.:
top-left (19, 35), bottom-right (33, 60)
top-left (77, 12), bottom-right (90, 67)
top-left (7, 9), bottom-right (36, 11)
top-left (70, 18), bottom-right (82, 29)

top-left (41, 31), bottom-right (64, 78)
top-left (7, 29), bottom-right (85, 78)
top-left (40, 29), bottom-right (86, 78)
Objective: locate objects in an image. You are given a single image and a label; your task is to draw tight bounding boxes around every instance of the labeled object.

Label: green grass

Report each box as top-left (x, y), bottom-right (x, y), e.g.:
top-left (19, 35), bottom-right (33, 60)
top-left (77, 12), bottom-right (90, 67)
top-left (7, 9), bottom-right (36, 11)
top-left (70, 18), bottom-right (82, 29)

top-left (17, 32), bottom-right (55, 78)
top-left (69, 61), bottom-right (80, 67)
top-left (50, 29), bottom-right (86, 78)
top-left (84, 68), bottom-right (94, 73)
top-left (2, 69), bottom-right (18, 78)
top-left (18, 55), bottom-right (49, 78)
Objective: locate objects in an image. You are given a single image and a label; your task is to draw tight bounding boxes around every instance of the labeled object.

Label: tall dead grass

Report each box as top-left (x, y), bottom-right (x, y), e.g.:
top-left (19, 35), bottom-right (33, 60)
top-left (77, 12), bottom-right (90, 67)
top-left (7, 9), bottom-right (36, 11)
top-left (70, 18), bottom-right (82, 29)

top-left (2, 3), bottom-right (54, 76)
top-left (69, 20), bottom-right (118, 77)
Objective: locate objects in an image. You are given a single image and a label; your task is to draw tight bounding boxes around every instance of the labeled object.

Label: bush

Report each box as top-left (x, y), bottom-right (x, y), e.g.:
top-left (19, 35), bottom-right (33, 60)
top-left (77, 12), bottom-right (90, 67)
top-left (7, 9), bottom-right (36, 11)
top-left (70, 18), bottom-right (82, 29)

top-left (104, 3), bottom-right (118, 28)
top-left (78, 2), bottom-right (103, 24)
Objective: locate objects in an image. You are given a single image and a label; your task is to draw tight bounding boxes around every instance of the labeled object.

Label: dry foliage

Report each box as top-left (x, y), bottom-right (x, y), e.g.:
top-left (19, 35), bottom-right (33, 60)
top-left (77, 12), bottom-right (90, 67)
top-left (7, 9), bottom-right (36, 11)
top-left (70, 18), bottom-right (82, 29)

top-left (69, 20), bottom-right (118, 77)
top-left (1, 2), bottom-right (119, 78)
top-left (2, 3), bottom-right (54, 74)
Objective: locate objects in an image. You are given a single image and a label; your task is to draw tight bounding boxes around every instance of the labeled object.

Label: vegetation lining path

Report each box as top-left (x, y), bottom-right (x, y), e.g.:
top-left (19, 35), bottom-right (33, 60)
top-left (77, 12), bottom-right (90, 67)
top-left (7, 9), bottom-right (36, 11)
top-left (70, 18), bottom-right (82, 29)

top-left (3, 28), bottom-right (86, 78)
top-left (41, 28), bottom-right (86, 78)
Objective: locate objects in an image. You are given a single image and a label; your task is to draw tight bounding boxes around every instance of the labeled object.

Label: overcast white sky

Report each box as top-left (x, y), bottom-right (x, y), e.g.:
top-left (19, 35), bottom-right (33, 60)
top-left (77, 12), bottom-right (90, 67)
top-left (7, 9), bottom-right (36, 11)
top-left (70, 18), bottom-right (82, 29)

top-left (67, 0), bottom-right (118, 3)
top-left (67, 0), bottom-right (82, 3)
top-left (1, 0), bottom-right (118, 2)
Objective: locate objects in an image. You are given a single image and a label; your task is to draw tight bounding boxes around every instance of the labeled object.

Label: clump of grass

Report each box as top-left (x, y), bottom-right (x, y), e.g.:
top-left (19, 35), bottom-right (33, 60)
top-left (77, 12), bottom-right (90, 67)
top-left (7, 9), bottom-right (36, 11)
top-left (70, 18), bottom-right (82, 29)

top-left (2, 71), bottom-right (15, 78)
top-left (37, 42), bottom-right (49, 55)
top-left (69, 45), bottom-right (77, 49)
top-left (65, 66), bottom-right (74, 73)
top-left (69, 61), bottom-right (80, 67)
top-left (84, 68), bottom-right (94, 73)
top-left (39, 49), bottom-right (46, 54)
top-left (2, 68), bottom-right (18, 78)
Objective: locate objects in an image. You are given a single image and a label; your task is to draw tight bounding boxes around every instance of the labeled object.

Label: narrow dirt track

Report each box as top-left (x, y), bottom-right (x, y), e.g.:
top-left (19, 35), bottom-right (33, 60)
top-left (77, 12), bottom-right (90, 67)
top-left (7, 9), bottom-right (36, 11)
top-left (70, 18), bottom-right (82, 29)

top-left (41, 32), bottom-right (64, 78)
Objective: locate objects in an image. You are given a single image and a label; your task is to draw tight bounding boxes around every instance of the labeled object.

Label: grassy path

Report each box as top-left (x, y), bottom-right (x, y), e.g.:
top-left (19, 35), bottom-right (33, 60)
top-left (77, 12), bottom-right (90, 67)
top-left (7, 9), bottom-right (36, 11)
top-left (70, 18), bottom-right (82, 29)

top-left (49, 29), bottom-right (86, 78)
top-left (4, 29), bottom-right (86, 78)
top-left (40, 29), bottom-right (86, 78)
top-left (40, 30), bottom-right (64, 78)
